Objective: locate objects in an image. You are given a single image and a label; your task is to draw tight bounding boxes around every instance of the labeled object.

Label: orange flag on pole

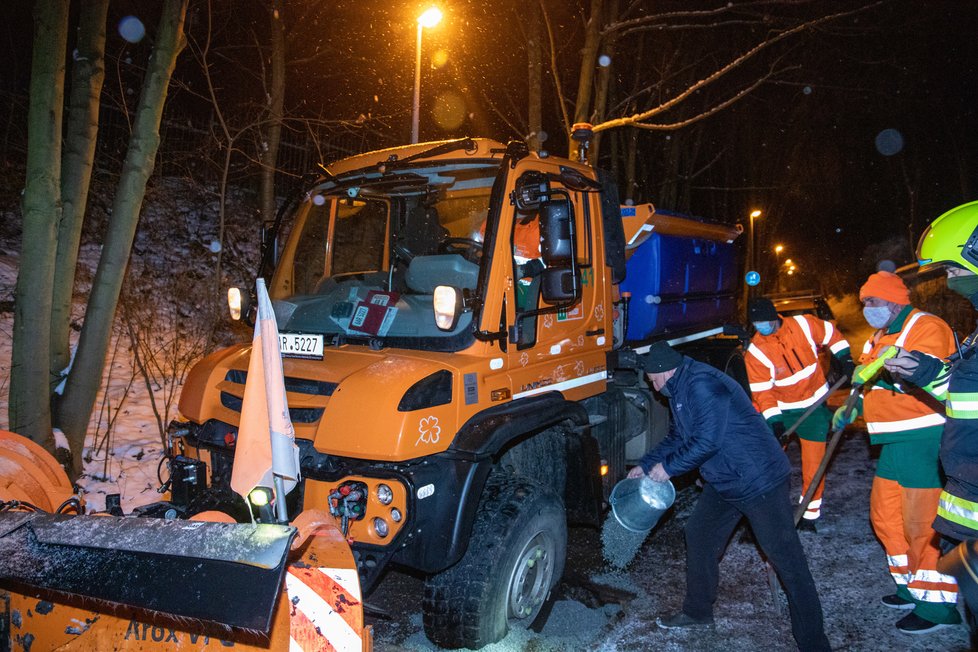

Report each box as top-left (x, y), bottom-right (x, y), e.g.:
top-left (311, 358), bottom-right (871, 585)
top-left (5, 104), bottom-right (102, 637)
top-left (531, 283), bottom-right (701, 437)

top-left (231, 278), bottom-right (300, 515)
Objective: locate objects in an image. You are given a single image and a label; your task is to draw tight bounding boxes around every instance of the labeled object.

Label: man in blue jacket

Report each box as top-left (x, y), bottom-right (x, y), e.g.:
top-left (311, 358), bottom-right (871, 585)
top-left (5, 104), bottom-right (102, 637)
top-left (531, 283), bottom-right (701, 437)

top-left (628, 341), bottom-right (830, 652)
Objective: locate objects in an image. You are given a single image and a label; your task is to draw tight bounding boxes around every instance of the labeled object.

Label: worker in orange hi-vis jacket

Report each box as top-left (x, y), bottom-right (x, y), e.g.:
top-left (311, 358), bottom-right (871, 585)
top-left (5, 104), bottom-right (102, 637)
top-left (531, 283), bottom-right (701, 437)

top-left (745, 297), bottom-right (854, 533)
top-left (832, 268), bottom-right (961, 635)
top-left (477, 213), bottom-right (543, 310)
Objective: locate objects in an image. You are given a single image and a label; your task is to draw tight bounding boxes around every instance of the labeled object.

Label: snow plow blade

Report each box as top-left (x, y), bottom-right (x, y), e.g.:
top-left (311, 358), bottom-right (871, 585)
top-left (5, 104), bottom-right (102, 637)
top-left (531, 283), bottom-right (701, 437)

top-left (0, 511), bottom-right (295, 634)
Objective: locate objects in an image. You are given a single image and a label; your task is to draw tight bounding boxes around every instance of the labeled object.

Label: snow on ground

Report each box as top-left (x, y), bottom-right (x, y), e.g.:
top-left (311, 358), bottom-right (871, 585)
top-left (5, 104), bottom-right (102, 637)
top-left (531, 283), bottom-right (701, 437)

top-left (0, 176), bottom-right (255, 514)
top-left (0, 255), bottom-right (171, 513)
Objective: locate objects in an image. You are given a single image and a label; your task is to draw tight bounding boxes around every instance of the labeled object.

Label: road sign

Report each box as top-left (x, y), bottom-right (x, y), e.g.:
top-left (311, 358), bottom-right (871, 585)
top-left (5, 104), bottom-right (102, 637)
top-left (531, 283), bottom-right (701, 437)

top-left (745, 271), bottom-right (761, 286)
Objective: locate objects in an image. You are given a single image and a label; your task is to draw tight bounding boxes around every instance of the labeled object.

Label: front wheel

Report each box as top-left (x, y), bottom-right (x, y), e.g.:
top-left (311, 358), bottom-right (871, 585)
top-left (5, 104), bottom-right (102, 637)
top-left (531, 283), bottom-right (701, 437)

top-left (422, 474), bottom-right (567, 649)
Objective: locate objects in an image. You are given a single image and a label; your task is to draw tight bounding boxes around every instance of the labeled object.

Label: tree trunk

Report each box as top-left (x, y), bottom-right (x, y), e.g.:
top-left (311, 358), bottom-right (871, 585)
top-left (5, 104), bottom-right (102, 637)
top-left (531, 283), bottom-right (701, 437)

top-left (259, 0), bottom-right (285, 223)
top-left (590, 0), bottom-right (618, 163)
top-left (51, 0), bottom-right (108, 387)
top-left (624, 128), bottom-right (638, 204)
top-left (526, 1), bottom-right (542, 152)
top-left (56, 0), bottom-right (188, 475)
top-left (9, 0), bottom-right (69, 448)
top-left (569, 0), bottom-right (603, 159)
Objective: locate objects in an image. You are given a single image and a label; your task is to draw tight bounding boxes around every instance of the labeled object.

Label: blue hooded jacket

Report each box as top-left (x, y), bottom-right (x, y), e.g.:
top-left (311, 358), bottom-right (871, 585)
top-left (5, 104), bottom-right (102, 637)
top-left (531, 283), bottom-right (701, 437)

top-left (640, 355), bottom-right (790, 502)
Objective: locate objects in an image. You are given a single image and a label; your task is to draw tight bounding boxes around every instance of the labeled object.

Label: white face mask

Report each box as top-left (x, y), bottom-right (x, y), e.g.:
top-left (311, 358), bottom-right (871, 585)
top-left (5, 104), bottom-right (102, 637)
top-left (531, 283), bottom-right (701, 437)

top-left (863, 305), bottom-right (892, 329)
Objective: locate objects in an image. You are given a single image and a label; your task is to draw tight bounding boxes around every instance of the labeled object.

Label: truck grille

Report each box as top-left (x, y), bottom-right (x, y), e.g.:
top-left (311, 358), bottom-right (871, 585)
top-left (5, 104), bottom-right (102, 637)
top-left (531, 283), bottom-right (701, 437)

top-left (220, 370), bottom-right (336, 423)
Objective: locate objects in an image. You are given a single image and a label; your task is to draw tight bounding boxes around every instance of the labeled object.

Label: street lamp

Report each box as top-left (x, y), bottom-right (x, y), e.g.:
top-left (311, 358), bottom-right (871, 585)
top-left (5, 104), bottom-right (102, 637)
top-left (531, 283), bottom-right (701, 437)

top-left (412, 7), bottom-right (442, 144)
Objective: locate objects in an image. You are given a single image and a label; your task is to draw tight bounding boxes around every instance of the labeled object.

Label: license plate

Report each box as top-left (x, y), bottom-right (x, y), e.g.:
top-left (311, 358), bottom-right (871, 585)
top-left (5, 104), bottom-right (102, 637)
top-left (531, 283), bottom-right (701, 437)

top-left (279, 332), bottom-right (324, 360)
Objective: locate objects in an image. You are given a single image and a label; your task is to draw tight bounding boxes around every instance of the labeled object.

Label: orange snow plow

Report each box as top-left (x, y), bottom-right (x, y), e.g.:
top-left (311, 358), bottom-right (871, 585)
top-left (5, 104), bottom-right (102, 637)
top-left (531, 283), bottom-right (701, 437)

top-left (0, 430), bottom-right (372, 651)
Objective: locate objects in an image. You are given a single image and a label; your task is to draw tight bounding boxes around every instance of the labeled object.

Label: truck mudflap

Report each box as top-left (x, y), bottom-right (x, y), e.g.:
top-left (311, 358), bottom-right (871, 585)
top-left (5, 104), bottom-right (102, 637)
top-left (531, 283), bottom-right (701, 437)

top-left (0, 511), bottom-right (373, 651)
top-left (0, 512), bottom-right (294, 633)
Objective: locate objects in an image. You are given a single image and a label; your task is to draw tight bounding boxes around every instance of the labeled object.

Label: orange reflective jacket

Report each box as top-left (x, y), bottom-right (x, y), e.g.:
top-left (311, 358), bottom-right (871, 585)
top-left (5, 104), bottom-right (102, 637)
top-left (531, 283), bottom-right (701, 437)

top-left (746, 314), bottom-right (851, 421)
top-left (859, 307), bottom-right (955, 444)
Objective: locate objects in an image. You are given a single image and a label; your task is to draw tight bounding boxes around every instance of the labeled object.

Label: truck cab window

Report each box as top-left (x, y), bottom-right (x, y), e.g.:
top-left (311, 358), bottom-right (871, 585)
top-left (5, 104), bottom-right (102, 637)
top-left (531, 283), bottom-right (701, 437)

top-left (291, 201), bottom-right (329, 296)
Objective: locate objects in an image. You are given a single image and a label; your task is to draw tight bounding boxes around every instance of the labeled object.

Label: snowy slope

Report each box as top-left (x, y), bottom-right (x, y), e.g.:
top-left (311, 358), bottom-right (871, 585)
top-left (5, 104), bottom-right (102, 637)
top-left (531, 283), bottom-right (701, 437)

top-left (0, 176), bottom-right (257, 513)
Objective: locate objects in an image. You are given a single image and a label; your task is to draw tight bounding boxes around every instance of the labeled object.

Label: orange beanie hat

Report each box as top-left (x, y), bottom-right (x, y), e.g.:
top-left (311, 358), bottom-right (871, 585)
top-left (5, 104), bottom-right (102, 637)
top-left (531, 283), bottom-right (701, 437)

top-left (859, 271), bottom-right (910, 305)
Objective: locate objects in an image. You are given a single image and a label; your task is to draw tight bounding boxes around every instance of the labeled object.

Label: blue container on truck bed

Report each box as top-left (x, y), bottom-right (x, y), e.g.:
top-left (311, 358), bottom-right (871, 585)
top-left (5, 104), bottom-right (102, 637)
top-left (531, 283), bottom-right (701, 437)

top-left (619, 205), bottom-right (741, 343)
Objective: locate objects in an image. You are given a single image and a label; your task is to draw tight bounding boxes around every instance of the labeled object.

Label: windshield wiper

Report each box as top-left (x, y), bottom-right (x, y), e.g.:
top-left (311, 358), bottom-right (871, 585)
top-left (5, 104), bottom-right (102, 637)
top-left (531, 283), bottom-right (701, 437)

top-left (386, 138), bottom-right (478, 168)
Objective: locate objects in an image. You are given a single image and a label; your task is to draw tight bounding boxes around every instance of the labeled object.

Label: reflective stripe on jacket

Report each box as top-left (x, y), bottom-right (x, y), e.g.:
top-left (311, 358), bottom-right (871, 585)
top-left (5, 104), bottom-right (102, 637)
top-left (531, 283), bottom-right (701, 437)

top-left (935, 351), bottom-right (978, 540)
top-left (859, 307), bottom-right (955, 445)
top-left (746, 314), bottom-right (851, 420)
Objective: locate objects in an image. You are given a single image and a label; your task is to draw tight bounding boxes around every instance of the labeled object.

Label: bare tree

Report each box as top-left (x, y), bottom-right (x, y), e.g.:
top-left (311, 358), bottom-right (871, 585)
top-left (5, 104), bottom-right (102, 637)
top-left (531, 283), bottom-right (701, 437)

top-left (56, 0), bottom-right (189, 475)
top-left (50, 0), bottom-right (109, 387)
top-left (9, 0), bottom-right (69, 449)
top-left (259, 0), bottom-right (286, 222)
top-left (10, 0), bottom-right (187, 474)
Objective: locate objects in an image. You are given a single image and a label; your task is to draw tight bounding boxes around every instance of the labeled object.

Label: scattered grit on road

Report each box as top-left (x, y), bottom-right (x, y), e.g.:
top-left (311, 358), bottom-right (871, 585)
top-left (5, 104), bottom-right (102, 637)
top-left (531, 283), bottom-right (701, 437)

top-left (369, 430), bottom-right (971, 651)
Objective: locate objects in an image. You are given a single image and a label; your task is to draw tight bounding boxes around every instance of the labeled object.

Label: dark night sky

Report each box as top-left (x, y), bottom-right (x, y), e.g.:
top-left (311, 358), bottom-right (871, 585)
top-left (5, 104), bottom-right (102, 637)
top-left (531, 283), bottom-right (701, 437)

top-left (1, 1), bottom-right (976, 291)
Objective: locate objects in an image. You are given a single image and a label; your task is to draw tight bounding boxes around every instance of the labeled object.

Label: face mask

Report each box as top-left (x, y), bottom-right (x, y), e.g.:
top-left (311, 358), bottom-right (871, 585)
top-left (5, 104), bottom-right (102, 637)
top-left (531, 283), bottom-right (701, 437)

top-left (754, 321), bottom-right (777, 336)
top-left (947, 275), bottom-right (978, 308)
top-left (863, 306), bottom-right (892, 329)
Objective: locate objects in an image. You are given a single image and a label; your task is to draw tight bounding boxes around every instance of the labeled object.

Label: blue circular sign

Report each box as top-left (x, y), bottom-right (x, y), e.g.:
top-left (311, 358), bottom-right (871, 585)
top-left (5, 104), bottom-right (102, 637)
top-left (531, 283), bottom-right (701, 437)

top-left (745, 271), bottom-right (761, 286)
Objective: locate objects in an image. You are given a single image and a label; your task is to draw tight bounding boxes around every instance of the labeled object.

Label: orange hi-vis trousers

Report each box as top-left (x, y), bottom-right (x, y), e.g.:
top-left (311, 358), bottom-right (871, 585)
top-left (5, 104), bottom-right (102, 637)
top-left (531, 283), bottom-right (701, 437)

top-left (870, 477), bottom-right (958, 623)
top-left (799, 439), bottom-right (825, 520)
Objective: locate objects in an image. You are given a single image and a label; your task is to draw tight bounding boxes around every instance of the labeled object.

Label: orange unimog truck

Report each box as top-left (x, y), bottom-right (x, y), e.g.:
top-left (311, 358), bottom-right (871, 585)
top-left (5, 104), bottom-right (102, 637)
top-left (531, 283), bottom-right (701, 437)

top-left (157, 133), bottom-right (744, 649)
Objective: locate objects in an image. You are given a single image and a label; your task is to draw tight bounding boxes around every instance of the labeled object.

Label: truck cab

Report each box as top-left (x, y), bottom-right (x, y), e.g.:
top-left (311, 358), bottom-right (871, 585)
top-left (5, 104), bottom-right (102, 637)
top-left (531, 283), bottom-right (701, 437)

top-left (168, 137), bottom-right (742, 649)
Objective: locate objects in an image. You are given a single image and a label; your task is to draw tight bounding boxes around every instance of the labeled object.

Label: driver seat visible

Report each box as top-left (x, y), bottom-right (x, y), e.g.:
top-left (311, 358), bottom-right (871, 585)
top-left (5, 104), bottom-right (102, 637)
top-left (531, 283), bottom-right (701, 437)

top-left (405, 255), bottom-right (479, 294)
top-left (396, 205), bottom-right (449, 258)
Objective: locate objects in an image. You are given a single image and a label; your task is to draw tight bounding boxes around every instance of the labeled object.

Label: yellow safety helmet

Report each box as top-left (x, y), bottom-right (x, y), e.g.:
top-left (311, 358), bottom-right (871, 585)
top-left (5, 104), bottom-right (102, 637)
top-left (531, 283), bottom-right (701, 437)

top-left (917, 201), bottom-right (978, 274)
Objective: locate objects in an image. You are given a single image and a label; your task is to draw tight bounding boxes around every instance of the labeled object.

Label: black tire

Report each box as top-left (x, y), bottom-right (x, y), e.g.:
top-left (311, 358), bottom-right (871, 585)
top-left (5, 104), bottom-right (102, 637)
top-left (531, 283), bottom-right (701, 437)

top-left (422, 474), bottom-right (567, 649)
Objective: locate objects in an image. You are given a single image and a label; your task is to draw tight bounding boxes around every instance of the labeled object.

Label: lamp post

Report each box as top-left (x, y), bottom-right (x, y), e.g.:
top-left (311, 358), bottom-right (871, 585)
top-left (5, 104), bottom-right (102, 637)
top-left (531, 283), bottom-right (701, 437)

top-left (747, 209), bottom-right (762, 300)
top-left (412, 7), bottom-right (442, 144)
top-left (774, 244), bottom-right (784, 292)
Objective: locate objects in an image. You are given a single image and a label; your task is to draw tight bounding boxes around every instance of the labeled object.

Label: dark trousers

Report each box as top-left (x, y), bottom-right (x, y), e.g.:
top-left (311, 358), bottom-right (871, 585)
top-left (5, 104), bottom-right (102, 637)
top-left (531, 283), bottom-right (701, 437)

top-left (939, 536), bottom-right (978, 650)
top-left (682, 480), bottom-right (831, 652)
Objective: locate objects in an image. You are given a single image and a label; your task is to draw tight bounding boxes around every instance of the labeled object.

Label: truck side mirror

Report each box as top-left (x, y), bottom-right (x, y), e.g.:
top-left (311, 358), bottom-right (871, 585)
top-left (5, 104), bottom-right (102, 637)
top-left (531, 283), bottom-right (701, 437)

top-left (540, 267), bottom-right (579, 304)
top-left (539, 199), bottom-right (573, 265)
top-left (512, 171), bottom-right (550, 211)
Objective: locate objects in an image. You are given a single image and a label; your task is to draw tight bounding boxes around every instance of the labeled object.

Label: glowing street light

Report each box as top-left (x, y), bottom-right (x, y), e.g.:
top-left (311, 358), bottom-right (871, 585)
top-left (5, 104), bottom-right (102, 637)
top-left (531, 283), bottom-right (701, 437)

top-left (412, 7), bottom-right (442, 144)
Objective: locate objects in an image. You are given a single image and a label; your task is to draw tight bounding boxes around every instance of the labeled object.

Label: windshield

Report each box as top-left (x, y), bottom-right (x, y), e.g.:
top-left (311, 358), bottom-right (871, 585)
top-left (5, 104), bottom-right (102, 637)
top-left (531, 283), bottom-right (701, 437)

top-left (269, 160), bottom-right (502, 350)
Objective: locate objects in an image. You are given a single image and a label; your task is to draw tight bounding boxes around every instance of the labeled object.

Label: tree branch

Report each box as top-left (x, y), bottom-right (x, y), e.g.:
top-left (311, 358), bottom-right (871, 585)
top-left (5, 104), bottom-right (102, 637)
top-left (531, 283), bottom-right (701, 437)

top-left (593, 1), bottom-right (886, 133)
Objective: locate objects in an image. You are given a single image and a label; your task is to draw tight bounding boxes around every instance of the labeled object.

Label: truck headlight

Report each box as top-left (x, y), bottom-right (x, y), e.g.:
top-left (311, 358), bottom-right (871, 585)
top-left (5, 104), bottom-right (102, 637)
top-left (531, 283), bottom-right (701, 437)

top-left (228, 287), bottom-right (244, 321)
top-left (433, 285), bottom-right (462, 331)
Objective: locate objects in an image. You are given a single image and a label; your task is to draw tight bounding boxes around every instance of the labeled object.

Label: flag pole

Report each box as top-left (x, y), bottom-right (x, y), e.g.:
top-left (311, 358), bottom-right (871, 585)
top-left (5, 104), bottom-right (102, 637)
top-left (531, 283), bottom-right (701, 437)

top-left (274, 476), bottom-right (288, 523)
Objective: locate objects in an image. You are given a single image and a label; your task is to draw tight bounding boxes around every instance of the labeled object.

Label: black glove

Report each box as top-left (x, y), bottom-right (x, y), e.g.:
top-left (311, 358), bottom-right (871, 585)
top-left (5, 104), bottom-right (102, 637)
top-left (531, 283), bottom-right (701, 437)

top-left (770, 420), bottom-right (787, 443)
top-left (837, 355), bottom-right (856, 380)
